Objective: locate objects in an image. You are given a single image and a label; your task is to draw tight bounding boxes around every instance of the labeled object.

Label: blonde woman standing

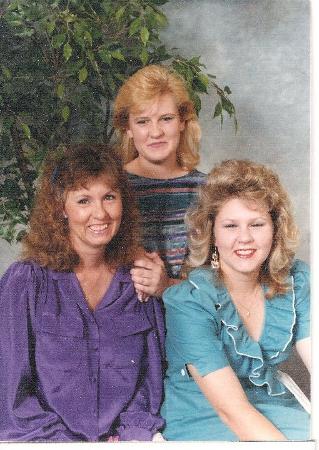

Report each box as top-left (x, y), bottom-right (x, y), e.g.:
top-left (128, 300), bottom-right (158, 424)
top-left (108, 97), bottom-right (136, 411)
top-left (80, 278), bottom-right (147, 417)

top-left (113, 65), bottom-right (206, 298)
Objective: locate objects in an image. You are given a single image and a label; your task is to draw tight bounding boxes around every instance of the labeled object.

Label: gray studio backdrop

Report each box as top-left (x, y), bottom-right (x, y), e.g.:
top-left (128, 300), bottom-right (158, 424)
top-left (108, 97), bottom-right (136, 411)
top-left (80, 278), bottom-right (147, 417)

top-left (0, 0), bottom-right (311, 397)
top-left (0, 0), bottom-right (310, 270)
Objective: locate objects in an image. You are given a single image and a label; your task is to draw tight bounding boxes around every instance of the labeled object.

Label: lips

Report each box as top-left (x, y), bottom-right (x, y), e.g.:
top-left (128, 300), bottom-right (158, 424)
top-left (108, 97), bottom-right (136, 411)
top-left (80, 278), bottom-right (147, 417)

top-left (147, 141), bottom-right (167, 148)
top-left (234, 249), bottom-right (256, 258)
top-left (88, 224), bottom-right (109, 233)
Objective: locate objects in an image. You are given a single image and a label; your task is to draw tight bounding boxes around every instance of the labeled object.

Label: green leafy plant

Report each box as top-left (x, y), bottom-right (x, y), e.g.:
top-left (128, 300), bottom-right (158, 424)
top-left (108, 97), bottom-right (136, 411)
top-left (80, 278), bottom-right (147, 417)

top-left (0, 0), bottom-right (236, 243)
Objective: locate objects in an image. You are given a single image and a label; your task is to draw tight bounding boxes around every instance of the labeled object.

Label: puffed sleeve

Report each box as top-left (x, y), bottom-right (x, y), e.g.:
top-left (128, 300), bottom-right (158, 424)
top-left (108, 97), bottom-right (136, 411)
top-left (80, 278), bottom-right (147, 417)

top-left (116, 298), bottom-right (165, 441)
top-left (163, 270), bottom-right (229, 377)
top-left (0, 262), bottom-right (78, 441)
top-left (291, 259), bottom-right (310, 343)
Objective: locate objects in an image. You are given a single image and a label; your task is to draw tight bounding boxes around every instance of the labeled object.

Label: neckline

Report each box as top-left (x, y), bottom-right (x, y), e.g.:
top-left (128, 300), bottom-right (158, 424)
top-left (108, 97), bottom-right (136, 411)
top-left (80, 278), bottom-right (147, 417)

top-left (218, 282), bottom-right (267, 344)
top-left (126, 169), bottom-right (197, 181)
top-left (71, 266), bottom-right (126, 313)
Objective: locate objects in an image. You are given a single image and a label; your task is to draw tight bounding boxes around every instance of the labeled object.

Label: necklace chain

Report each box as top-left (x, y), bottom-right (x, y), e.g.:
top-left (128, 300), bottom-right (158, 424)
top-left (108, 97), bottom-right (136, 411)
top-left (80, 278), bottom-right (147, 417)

top-left (231, 285), bottom-right (263, 318)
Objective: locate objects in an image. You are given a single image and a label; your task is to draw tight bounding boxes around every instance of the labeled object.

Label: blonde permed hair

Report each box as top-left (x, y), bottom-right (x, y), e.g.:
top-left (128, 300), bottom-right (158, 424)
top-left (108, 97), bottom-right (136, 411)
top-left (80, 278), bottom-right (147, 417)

top-left (113, 64), bottom-right (201, 170)
top-left (22, 144), bottom-right (141, 272)
top-left (185, 159), bottom-right (299, 298)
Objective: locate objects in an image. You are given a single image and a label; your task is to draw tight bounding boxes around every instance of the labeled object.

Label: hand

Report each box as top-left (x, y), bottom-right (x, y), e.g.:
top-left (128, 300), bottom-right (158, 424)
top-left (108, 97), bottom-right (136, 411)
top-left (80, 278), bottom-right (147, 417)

top-left (131, 251), bottom-right (170, 300)
top-left (107, 435), bottom-right (119, 442)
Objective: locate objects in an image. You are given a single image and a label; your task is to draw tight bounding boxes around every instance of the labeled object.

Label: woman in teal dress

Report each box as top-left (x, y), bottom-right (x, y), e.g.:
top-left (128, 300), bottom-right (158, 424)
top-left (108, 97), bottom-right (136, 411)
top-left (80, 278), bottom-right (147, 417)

top-left (161, 159), bottom-right (310, 441)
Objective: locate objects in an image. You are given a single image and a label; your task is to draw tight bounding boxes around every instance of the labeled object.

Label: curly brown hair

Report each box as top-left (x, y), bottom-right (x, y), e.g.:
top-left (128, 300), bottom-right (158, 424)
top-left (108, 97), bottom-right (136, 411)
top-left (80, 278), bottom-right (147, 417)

top-left (185, 159), bottom-right (299, 297)
top-left (113, 64), bottom-right (201, 170)
top-left (22, 144), bottom-right (141, 271)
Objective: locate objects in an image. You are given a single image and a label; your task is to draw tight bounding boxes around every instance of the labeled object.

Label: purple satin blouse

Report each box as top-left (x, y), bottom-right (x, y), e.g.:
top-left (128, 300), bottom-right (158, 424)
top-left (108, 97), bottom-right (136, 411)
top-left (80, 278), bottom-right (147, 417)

top-left (0, 261), bottom-right (165, 441)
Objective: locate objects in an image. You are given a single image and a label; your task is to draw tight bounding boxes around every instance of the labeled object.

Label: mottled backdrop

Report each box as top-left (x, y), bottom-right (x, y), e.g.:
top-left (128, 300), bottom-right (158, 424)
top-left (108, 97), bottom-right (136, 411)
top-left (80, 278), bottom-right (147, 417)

top-left (0, 0), bottom-right (310, 267)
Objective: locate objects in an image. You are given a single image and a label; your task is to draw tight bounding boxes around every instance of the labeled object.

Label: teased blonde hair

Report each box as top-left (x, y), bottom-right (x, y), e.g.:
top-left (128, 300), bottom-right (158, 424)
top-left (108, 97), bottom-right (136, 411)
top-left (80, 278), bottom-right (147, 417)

top-left (185, 159), bottom-right (299, 297)
top-left (113, 64), bottom-right (201, 170)
top-left (22, 144), bottom-right (141, 271)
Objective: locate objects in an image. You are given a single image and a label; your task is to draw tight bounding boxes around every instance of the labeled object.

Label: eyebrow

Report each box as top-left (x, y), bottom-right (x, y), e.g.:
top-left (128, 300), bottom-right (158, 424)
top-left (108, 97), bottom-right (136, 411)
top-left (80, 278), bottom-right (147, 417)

top-left (134, 112), bottom-right (177, 119)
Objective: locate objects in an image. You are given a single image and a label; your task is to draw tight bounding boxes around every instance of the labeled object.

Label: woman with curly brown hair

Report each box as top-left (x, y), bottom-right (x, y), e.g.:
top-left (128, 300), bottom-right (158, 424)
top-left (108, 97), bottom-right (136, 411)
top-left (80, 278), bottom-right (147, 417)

top-left (0, 144), bottom-right (165, 442)
top-left (161, 159), bottom-right (310, 441)
top-left (113, 64), bottom-right (206, 298)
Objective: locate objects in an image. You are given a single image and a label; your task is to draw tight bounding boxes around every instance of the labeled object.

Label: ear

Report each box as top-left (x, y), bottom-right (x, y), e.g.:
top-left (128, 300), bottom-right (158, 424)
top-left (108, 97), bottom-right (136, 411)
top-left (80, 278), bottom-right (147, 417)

top-left (126, 128), bottom-right (133, 139)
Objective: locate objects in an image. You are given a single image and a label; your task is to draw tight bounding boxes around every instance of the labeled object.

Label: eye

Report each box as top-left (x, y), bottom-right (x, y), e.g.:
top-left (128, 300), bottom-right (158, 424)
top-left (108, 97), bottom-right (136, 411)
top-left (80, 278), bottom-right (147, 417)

top-left (77, 198), bottom-right (89, 204)
top-left (251, 222), bottom-right (265, 227)
top-left (136, 118), bottom-right (148, 125)
top-left (161, 115), bottom-right (174, 122)
top-left (224, 224), bottom-right (237, 228)
top-left (104, 193), bottom-right (117, 201)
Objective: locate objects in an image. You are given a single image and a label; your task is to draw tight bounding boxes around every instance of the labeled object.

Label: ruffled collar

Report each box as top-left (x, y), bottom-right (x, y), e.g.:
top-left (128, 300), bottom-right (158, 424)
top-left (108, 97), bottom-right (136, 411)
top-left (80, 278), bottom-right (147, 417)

top-left (190, 268), bottom-right (296, 396)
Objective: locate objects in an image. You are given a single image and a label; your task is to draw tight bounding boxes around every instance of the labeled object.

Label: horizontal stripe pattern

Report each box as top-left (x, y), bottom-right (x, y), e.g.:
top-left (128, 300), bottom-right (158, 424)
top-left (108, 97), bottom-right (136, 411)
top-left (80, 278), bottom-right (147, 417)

top-left (128, 170), bottom-right (207, 278)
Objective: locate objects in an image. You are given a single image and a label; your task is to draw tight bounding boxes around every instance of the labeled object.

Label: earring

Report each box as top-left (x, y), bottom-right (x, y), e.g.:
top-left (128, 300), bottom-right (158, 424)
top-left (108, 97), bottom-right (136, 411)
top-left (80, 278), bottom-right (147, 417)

top-left (210, 246), bottom-right (219, 270)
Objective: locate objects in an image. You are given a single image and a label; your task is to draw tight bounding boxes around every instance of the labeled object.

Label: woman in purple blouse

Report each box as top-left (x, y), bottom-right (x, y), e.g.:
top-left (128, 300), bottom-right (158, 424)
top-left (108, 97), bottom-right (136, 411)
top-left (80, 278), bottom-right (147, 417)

top-left (0, 144), bottom-right (165, 442)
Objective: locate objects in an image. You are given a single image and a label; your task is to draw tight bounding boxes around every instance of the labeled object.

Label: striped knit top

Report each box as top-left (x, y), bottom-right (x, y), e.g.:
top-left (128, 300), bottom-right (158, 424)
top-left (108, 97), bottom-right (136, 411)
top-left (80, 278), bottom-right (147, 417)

top-left (127, 170), bottom-right (207, 279)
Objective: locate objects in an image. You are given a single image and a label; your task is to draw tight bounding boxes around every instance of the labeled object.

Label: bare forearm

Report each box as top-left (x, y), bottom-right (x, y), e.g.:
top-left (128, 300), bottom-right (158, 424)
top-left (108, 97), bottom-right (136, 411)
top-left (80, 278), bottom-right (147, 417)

top-left (220, 401), bottom-right (286, 441)
top-left (188, 365), bottom-right (287, 441)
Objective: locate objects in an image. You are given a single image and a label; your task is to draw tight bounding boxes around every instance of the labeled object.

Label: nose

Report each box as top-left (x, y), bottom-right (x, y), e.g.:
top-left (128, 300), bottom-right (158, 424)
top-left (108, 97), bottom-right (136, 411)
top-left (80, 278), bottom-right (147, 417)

top-left (93, 201), bottom-right (109, 220)
top-left (238, 226), bottom-right (254, 243)
top-left (149, 121), bottom-right (164, 138)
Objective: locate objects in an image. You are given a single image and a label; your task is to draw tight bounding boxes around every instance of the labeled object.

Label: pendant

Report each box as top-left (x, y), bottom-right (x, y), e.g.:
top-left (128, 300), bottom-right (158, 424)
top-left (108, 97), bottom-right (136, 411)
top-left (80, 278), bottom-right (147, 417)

top-left (246, 311), bottom-right (250, 317)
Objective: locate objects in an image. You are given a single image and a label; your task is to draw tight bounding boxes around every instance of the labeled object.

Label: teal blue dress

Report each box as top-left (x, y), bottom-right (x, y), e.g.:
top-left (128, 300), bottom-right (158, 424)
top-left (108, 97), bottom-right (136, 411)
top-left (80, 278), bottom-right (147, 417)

top-left (161, 260), bottom-right (310, 441)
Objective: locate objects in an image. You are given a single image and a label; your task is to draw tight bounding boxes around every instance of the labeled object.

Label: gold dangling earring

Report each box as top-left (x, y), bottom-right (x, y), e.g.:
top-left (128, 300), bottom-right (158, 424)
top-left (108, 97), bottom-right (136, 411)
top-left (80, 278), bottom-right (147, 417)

top-left (210, 246), bottom-right (220, 270)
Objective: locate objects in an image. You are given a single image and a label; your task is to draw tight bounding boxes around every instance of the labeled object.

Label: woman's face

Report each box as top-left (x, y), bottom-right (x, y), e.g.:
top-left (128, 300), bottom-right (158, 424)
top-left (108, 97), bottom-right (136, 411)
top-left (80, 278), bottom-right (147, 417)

top-left (64, 175), bottom-right (123, 257)
top-left (213, 198), bottom-right (274, 280)
top-left (126, 93), bottom-right (185, 166)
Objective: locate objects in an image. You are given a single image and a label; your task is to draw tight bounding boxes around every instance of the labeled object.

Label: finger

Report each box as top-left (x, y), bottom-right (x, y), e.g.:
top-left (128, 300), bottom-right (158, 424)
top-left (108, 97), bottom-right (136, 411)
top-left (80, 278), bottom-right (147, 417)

top-left (134, 282), bottom-right (154, 295)
top-left (145, 252), bottom-right (165, 266)
top-left (131, 274), bottom-right (154, 288)
top-left (137, 291), bottom-right (150, 302)
top-left (133, 258), bottom-right (156, 270)
top-left (130, 267), bottom-right (154, 279)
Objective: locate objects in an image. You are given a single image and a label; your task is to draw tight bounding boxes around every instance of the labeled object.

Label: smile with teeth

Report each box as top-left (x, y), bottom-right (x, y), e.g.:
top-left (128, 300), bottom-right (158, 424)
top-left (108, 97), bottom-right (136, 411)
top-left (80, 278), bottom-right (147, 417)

top-left (88, 224), bottom-right (109, 233)
top-left (234, 249), bottom-right (256, 258)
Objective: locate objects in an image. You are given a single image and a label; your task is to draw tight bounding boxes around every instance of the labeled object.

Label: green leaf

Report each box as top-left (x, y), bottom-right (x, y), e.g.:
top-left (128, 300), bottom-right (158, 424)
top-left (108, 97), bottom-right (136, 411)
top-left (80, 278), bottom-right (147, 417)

top-left (111, 49), bottom-right (125, 61)
top-left (140, 48), bottom-right (149, 66)
top-left (20, 123), bottom-right (31, 139)
top-left (154, 12), bottom-right (168, 27)
top-left (98, 49), bottom-right (112, 64)
top-left (115, 6), bottom-right (126, 22)
top-left (63, 43), bottom-right (72, 62)
top-left (213, 102), bottom-right (222, 118)
top-left (192, 94), bottom-right (201, 115)
top-left (56, 83), bottom-right (64, 99)
top-left (224, 85), bottom-right (232, 95)
top-left (84, 31), bottom-right (93, 47)
top-left (79, 67), bottom-right (88, 83)
top-left (129, 17), bottom-right (141, 36)
top-left (193, 73), bottom-right (209, 93)
top-left (2, 67), bottom-right (12, 80)
top-left (140, 27), bottom-right (149, 46)
top-left (46, 21), bottom-right (56, 35)
top-left (52, 33), bottom-right (66, 49)
top-left (61, 105), bottom-right (70, 122)
top-left (221, 96), bottom-right (235, 116)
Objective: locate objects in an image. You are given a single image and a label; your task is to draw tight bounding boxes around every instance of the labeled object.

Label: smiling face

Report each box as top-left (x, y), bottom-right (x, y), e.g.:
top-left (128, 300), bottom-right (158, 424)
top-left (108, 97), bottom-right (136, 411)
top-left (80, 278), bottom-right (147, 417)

top-left (126, 93), bottom-right (185, 166)
top-left (64, 175), bottom-right (123, 258)
top-left (213, 197), bottom-right (274, 280)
